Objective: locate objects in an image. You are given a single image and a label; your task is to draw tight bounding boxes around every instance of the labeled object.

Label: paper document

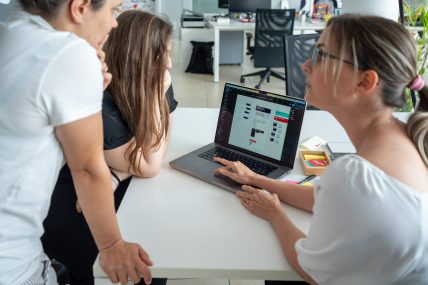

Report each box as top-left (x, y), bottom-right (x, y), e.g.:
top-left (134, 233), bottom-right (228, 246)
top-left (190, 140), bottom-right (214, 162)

top-left (300, 136), bottom-right (327, 150)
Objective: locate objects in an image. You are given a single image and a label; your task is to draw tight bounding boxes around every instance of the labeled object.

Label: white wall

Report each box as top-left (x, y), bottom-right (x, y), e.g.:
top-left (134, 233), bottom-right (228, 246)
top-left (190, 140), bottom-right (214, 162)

top-left (271, 0), bottom-right (281, 8)
top-left (0, 0), bottom-right (14, 21)
top-left (158, 0), bottom-right (184, 38)
top-left (342, 0), bottom-right (399, 21)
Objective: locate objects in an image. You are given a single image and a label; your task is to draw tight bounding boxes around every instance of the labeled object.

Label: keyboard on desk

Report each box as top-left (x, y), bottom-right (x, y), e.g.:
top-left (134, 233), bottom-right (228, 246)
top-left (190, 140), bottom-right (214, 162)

top-left (198, 147), bottom-right (277, 176)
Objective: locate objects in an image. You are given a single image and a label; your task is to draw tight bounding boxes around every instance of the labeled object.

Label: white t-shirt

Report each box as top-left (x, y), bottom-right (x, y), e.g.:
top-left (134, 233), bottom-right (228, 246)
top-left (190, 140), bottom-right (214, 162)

top-left (0, 6), bottom-right (103, 284)
top-left (296, 155), bottom-right (428, 285)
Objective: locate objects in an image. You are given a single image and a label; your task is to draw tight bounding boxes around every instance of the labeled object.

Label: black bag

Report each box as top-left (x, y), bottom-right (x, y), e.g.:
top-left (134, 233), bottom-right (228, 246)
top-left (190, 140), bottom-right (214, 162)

top-left (185, 41), bottom-right (214, 74)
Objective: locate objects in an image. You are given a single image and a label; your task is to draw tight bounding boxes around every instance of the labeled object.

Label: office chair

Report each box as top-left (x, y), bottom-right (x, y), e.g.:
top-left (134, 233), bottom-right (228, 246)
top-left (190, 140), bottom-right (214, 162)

top-left (283, 33), bottom-right (319, 109)
top-left (245, 32), bottom-right (255, 59)
top-left (240, 9), bottom-right (295, 89)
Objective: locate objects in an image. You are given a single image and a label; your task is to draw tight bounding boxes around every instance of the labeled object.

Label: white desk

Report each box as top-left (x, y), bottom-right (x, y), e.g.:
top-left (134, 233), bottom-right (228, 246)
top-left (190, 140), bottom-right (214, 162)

top-left (208, 20), bottom-right (326, 82)
top-left (206, 20), bottom-right (424, 83)
top-left (94, 108), bottom-right (409, 283)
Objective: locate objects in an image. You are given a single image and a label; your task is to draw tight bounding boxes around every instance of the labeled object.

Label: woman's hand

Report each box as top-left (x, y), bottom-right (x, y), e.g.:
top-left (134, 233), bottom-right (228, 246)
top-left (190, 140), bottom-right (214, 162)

top-left (237, 185), bottom-right (283, 222)
top-left (214, 157), bottom-right (259, 185)
top-left (96, 35), bottom-right (112, 90)
top-left (99, 239), bottom-right (153, 285)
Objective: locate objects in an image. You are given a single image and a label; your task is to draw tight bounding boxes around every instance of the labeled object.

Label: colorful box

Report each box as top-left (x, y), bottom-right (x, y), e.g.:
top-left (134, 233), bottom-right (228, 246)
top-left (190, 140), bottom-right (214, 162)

top-left (299, 150), bottom-right (331, 176)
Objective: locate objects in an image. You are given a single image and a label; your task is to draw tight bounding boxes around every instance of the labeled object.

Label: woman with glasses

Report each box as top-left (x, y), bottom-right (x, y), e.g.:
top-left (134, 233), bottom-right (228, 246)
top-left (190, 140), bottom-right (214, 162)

top-left (214, 14), bottom-right (428, 284)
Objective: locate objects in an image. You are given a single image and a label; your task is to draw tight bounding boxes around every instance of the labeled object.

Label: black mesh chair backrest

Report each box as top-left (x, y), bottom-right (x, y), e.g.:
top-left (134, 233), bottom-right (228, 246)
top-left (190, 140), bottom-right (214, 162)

top-left (283, 33), bottom-right (320, 103)
top-left (254, 9), bottom-right (295, 68)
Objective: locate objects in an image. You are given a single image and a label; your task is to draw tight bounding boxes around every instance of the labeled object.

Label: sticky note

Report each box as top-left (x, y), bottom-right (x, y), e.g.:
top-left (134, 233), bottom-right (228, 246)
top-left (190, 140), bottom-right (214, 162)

top-left (303, 154), bottom-right (326, 160)
top-left (305, 159), bottom-right (328, 168)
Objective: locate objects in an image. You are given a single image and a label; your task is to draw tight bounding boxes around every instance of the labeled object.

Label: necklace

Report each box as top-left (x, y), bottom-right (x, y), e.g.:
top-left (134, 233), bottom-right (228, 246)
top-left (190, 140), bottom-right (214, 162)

top-left (369, 117), bottom-right (394, 132)
top-left (366, 117), bottom-right (392, 133)
top-left (355, 117), bottom-right (395, 150)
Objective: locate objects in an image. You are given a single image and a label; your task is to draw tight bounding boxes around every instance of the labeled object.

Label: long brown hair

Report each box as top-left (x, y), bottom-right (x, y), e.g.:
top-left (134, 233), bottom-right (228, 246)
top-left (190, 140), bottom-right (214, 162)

top-left (104, 10), bottom-right (173, 175)
top-left (325, 14), bottom-right (428, 166)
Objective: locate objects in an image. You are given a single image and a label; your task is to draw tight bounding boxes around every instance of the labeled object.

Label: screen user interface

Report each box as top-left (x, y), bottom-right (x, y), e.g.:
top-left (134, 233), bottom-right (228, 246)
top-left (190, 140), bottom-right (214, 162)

top-left (215, 84), bottom-right (306, 167)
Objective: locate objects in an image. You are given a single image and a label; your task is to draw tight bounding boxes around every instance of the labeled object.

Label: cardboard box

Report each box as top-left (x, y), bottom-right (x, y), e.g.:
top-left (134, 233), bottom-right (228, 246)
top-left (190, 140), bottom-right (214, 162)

top-left (299, 150), bottom-right (331, 176)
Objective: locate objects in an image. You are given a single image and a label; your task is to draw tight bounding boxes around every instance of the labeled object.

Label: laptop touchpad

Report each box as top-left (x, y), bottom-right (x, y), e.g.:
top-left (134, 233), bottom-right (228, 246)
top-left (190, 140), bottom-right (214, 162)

top-left (200, 163), bottom-right (221, 176)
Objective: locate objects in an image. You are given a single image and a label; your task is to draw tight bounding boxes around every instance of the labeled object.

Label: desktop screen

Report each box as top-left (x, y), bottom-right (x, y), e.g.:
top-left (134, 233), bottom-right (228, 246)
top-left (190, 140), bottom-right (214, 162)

top-left (228, 0), bottom-right (271, 13)
top-left (218, 0), bottom-right (228, 9)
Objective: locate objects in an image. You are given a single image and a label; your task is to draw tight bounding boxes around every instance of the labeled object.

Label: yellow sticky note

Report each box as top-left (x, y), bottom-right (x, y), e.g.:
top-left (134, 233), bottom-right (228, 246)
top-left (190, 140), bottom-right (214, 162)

top-left (303, 154), bottom-right (326, 160)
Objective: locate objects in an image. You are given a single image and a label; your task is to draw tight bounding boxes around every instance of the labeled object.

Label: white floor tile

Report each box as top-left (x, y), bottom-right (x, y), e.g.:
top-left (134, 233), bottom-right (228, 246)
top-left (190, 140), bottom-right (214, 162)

top-left (171, 39), bottom-right (288, 108)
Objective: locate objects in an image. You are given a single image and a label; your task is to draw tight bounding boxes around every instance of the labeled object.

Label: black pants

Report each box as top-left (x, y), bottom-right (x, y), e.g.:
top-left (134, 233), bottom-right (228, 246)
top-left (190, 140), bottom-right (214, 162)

top-left (42, 167), bottom-right (166, 285)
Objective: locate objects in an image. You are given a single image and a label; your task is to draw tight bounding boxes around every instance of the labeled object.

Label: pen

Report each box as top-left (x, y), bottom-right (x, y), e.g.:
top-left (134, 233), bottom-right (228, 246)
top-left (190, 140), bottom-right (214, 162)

top-left (298, 175), bottom-right (317, 184)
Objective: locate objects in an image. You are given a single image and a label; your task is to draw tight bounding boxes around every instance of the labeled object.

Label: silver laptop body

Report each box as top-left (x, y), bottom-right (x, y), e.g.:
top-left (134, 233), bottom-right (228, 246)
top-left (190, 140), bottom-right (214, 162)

top-left (170, 83), bottom-right (307, 192)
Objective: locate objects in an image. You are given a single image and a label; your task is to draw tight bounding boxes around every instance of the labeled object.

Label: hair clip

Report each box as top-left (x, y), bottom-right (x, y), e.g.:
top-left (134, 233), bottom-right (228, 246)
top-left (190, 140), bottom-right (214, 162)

top-left (408, 75), bottom-right (425, 91)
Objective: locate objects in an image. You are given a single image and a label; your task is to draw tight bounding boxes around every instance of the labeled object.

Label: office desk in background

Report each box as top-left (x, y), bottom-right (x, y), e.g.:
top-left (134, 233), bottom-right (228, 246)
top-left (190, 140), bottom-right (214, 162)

top-left (206, 20), bottom-right (424, 83)
top-left (94, 108), bottom-right (409, 284)
top-left (208, 20), bottom-right (326, 83)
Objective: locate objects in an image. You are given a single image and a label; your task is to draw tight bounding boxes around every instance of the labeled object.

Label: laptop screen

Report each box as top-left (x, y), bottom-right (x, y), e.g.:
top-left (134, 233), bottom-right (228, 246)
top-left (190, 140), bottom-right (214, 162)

top-left (215, 83), bottom-right (306, 167)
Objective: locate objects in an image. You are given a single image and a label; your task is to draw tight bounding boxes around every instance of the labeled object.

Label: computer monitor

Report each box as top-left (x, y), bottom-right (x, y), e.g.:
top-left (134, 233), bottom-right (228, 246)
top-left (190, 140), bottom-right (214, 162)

top-left (218, 0), bottom-right (228, 9)
top-left (228, 0), bottom-right (271, 13)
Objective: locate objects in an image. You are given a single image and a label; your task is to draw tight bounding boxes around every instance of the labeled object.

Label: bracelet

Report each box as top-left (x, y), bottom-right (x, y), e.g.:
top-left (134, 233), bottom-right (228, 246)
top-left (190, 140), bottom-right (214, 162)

top-left (110, 169), bottom-right (120, 186)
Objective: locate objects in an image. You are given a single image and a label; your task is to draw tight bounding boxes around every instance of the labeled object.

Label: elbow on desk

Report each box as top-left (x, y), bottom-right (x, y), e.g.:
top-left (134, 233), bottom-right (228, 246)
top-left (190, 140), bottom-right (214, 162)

top-left (133, 161), bottom-right (162, 178)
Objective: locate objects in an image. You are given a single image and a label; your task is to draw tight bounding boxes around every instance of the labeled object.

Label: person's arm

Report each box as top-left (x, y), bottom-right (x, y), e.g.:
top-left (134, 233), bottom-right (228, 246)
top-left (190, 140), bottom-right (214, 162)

top-left (237, 186), bottom-right (318, 285)
top-left (104, 113), bottom-right (173, 178)
top-left (105, 71), bottom-right (174, 179)
top-left (270, 203), bottom-right (318, 285)
top-left (214, 157), bottom-right (314, 212)
top-left (55, 113), bottom-right (152, 285)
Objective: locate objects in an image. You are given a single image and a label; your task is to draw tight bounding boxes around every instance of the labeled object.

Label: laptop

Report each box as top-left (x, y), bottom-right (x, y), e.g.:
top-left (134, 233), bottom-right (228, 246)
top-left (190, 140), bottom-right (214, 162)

top-left (170, 83), bottom-right (307, 192)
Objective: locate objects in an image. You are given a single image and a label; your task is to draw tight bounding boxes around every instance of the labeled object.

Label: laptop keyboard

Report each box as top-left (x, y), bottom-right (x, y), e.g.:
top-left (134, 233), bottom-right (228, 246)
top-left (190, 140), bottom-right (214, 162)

top-left (198, 147), bottom-right (278, 176)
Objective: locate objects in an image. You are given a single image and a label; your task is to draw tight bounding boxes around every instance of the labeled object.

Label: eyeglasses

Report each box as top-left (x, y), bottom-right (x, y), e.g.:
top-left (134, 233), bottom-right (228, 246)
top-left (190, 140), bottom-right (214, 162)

top-left (311, 47), bottom-right (355, 68)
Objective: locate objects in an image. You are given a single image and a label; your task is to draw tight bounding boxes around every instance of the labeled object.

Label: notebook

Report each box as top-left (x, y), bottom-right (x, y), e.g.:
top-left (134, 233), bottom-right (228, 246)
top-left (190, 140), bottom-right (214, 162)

top-left (169, 83), bottom-right (307, 192)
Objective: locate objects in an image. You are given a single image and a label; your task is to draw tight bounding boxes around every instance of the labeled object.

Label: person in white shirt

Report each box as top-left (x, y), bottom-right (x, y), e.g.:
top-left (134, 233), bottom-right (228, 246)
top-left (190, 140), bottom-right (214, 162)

top-left (214, 14), bottom-right (428, 285)
top-left (0, 0), bottom-right (153, 284)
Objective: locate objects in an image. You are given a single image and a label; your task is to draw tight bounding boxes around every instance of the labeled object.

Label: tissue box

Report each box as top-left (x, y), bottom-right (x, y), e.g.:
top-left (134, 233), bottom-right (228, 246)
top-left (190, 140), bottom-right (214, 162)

top-left (299, 151), bottom-right (331, 176)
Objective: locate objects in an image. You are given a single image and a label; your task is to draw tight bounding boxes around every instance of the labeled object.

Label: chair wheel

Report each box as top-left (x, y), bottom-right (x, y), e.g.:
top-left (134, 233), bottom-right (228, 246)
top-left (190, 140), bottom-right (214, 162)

top-left (255, 84), bottom-right (260, 89)
top-left (240, 77), bottom-right (245, 83)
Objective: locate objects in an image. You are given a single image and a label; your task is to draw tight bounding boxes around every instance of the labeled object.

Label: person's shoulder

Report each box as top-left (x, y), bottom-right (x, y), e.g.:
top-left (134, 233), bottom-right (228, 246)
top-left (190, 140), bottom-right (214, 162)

top-left (2, 7), bottom-right (95, 65)
top-left (321, 154), bottom-right (366, 183)
top-left (7, 5), bottom-right (91, 54)
top-left (319, 154), bottom-right (384, 196)
top-left (51, 35), bottom-right (95, 63)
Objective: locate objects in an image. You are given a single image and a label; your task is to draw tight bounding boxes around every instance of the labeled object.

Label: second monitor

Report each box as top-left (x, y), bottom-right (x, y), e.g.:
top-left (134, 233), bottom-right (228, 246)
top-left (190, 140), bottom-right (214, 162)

top-left (228, 0), bottom-right (272, 13)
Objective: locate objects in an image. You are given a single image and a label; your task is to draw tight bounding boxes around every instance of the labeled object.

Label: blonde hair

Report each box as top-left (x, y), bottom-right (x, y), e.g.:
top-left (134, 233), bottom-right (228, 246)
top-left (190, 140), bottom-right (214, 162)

top-left (323, 14), bottom-right (428, 166)
top-left (104, 10), bottom-right (173, 175)
top-left (407, 86), bottom-right (428, 165)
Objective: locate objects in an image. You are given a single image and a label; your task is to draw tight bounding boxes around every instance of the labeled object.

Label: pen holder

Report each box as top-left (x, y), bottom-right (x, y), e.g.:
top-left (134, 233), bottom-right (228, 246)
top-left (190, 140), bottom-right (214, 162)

top-left (299, 151), bottom-right (331, 176)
